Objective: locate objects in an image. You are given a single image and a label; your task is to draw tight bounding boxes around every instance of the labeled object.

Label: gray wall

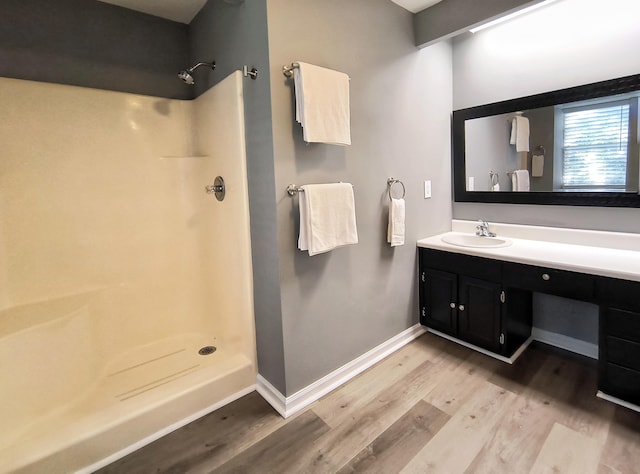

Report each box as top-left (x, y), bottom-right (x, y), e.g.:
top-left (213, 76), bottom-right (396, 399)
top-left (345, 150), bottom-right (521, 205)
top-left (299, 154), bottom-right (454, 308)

top-left (526, 106), bottom-right (554, 192)
top-left (451, 0), bottom-right (640, 345)
top-left (190, 0), bottom-right (287, 392)
top-left (533, 294), bottom-right (598, 344)
top-left (452, 0), bottom-right (640, 233)
top-left (266, 0), bottom-right (453, 395)
top-left (465, 113), bottom-right (516, 191)
top-left (0, 0), bottom-right (190, 99)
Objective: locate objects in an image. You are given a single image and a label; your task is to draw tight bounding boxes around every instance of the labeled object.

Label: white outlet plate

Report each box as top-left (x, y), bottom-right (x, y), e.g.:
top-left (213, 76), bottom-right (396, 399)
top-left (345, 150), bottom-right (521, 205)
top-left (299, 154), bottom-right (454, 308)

top-left (424, 180), bottom-right (432, 198)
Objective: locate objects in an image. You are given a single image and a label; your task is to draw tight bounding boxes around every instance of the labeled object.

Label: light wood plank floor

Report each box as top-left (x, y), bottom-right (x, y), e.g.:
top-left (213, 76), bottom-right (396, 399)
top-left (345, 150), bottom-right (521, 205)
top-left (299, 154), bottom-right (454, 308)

top-left (98, 333), bottom-right (640, 473)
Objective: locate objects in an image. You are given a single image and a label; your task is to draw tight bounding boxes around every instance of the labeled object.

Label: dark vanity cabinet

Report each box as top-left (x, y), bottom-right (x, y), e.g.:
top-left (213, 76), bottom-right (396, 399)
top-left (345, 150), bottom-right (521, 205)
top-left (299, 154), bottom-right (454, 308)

top-left (419, 248), bottom-right (532, 356)
top-left (597, 277), bottom-right (640, 405)
top-left (419, 245), bottom-right (640, 409)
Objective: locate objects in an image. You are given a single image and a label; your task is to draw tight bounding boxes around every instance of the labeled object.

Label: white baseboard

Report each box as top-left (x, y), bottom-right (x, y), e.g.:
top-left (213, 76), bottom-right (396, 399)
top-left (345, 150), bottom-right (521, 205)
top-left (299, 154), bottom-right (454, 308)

top-left (255, 375), bottom-right (287, 418)
top-left (80, 385), bottom-right (256, 473)
top-left (597, 391), bottom-right (640, 413)
top-left (426, 328), bottom-right (532, 364)
top-left (256, 324), bottom-right (427, 418)
top-left (531, 327), bottom-right (598, 359)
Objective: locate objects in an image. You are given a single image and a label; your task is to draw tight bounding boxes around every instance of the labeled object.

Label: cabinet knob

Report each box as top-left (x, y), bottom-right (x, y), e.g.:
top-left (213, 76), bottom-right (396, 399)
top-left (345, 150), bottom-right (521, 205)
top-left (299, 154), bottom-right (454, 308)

top-left (542, 273), bottom-right (550, 281)
top-left (458, 304), bottom-right (465, 311)
top-left (450, 303), bottom-right (456, 309)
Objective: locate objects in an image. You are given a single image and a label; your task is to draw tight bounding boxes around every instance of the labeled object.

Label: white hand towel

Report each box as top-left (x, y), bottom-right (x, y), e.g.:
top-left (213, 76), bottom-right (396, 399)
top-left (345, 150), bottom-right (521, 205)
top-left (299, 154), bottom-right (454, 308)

top-left (297, 190), bottom-right (310, 252)
top-left (387, 198), bottom-right (405, 247)
top-left (532, 154), bottom-right (544, 177)
top-left (513, 169), bottom-right (530, 191)
top-left (293, 62), bottom-right (351, 146)
top-left (490, 172), bottom-right (500, 192)
top-left (510, 116), bottom-right (530, 152)
top-left (297, 183), bottom-right (358, 256)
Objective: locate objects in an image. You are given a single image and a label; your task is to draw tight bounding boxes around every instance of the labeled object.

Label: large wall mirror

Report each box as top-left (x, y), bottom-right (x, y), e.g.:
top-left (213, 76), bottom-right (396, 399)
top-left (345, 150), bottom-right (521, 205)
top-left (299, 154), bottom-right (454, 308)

top-left (453, 74), bottom-right (640, 207)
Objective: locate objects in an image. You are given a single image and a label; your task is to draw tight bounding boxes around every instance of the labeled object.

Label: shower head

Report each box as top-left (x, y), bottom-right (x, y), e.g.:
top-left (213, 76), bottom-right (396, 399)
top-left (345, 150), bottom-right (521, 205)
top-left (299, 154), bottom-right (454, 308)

top-left (178, 61), bottom-right (216, 85)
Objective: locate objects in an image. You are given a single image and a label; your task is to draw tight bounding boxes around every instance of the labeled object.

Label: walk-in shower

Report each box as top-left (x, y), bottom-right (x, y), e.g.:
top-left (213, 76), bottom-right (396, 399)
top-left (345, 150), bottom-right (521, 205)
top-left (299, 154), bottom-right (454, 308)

top-left (0, 71), bottom-right (256, 473)
top-left (178, 61), bottom-right (216, 85)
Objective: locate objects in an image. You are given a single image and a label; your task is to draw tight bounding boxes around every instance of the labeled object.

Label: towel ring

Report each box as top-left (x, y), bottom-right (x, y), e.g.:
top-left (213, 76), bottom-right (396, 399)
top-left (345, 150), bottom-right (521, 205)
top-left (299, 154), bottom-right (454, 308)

top-left (387, 177), bottom-right (406, 200)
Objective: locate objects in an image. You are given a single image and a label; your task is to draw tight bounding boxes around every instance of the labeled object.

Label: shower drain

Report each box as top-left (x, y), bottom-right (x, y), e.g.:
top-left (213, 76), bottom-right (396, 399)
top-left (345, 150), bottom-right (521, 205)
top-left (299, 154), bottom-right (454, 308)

top-left (198, 346), bottom-right (217, 356)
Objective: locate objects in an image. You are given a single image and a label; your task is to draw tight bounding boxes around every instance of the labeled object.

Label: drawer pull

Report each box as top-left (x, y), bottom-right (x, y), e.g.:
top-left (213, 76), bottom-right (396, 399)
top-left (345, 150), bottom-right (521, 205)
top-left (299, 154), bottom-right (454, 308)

top-left (458, 304), bottom-right (465, 311)
top-left (542, 273), bottom-right (550, 281)
top-left (450, 303), bottom-right (456, 309)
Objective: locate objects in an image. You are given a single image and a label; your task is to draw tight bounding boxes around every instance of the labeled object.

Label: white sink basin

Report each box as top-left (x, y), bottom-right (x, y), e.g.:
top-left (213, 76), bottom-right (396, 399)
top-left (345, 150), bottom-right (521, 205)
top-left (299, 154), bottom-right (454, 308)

top-left (441, 233), bottom-right (512, 248)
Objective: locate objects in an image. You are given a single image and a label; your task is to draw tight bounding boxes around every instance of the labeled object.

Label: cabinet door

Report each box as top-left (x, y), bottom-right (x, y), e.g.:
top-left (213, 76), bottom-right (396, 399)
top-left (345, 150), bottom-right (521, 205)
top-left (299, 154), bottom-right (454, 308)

top-left (458, 276), bottom-right (502, 353)
top-left (421, 268), bottom-right (457, 336)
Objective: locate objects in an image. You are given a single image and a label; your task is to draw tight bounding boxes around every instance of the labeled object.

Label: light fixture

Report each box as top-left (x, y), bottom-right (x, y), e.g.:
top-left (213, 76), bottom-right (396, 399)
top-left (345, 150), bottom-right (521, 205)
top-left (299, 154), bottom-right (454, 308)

top-left (470, 0), bottom-right (557, 33)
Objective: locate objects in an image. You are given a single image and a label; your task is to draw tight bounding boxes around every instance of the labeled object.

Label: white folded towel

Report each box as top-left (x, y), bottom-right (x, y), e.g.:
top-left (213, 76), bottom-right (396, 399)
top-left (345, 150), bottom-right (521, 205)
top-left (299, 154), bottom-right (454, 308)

top-left (297, 183), bottom-right (358, 256)
top-left (387, 198), bottom-right (405, 247)
top-left (511, 169), bottom-right (530, 192)
top-left (509, 116), bottom-right (530, 152)
top-left (532, 154), bottom-right (544, 177)
top-left (293, 62), bottom-right (351, 146)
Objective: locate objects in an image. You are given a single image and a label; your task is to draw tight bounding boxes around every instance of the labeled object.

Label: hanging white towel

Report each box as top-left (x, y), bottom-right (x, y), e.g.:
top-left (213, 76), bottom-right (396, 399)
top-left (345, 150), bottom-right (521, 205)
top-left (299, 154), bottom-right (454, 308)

top-left (509, 116), bottom-right (530, 152)
top-left (293, 62), bottom-right (351, 146)
top-left (387, 198), bottom-right (405, 247)
top-left (512, 169), bottom-right (530, 192)
top-left (532, 154), bottom-right (544, 177)
top-left (297, 183), bottom-right (358, 256)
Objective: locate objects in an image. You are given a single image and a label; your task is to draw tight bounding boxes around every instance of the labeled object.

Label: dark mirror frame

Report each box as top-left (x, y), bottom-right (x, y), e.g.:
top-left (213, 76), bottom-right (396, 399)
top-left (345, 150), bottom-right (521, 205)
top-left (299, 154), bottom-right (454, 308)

top-left (453, 73), bottom-right (640, 207)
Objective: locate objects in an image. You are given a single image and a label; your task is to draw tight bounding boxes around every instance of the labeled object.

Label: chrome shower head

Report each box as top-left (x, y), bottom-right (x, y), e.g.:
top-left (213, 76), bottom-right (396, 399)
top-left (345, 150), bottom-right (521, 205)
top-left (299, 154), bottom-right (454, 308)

top-left (178, 61), bottom-right (216, 85)
top-left (178, 70), bottom-right (195, 84)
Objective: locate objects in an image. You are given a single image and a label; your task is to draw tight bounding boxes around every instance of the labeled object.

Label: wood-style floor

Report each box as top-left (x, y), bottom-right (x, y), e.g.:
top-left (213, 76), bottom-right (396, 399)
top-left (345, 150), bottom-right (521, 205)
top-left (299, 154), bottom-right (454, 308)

top-left (98, 333), bottom-right (640, 473)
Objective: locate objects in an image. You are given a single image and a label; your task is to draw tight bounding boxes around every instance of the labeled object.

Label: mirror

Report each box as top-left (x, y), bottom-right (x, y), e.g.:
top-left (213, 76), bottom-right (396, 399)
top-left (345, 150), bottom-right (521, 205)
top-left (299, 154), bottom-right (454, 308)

top-left (453, 74), bottom-right (640, 207)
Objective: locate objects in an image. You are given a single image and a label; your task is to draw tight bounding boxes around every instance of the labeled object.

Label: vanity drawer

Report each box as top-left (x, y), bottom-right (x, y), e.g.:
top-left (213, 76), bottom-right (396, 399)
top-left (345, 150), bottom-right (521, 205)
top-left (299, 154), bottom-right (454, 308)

top-left (600, 363), bottom-right (640, 405)
top-left (502, 262), bottom-right (595, 301)
top-left (603, 308), bottom-right (640, 342)
top-left (606, 336), bottom-right (640, 372)
top-left (597, 277), bottom-right (640, 312)
top-left (419, 248), bottom-right (501, 281)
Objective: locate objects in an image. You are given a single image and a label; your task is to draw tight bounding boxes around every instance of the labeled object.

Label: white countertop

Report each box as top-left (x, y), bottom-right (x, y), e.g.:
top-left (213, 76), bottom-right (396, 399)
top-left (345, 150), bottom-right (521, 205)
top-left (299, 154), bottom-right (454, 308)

top-left (417, 220), bottom-right (640, 283)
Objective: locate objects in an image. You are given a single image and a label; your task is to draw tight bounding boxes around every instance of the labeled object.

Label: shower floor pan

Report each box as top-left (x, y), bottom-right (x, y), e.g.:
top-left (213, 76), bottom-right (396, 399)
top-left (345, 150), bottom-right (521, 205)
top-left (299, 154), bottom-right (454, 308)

top-left (1, 334), bottom-right (254, 474)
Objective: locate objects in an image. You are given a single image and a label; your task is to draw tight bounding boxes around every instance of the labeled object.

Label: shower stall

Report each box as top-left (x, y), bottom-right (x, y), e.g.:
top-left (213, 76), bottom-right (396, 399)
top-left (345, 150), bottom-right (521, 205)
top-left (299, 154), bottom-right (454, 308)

top-left (0, 71), bottom-right (256, 473)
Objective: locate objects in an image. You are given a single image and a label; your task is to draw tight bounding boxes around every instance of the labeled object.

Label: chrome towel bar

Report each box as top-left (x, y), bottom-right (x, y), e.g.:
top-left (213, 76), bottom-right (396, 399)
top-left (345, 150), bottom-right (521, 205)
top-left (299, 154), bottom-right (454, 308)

top-left (287, 183), bottom-right (354, 196)
top-left (282, 62), bottom-right (300, 78)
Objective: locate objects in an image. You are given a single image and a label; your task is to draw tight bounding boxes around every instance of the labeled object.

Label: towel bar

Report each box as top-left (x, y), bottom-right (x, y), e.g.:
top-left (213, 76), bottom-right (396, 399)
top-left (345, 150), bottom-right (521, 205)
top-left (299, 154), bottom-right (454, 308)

top-left (387, 177), bottom-right (406, 200)
top-left (287, 183), bottom-right (354, 196)
top-left (282, 62), bottom-right (300, 78)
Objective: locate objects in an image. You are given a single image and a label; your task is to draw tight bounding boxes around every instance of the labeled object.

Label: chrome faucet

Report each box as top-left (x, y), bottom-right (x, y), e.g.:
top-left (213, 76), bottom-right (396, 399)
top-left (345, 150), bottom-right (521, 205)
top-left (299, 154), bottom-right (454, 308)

top-left (476, 219), bottom-right (496, 237)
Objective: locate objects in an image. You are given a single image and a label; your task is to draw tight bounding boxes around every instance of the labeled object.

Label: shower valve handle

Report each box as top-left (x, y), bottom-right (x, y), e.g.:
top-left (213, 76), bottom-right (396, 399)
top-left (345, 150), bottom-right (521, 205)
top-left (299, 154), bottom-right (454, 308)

top-left (205, 176), bottom-right (226, 202)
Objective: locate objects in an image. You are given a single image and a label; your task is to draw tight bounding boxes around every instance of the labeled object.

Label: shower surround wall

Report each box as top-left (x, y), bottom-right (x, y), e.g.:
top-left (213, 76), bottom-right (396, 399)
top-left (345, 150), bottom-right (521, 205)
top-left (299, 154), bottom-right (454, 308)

top-left (0, 72), bottom-right (256, 472)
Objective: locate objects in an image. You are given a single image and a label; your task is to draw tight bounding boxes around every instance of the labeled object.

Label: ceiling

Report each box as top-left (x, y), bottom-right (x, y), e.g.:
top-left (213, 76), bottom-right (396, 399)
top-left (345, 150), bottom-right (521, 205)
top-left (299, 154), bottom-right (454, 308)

top-left (98, 0), bottom-right (208, 24)
top-left (390, 0), bottom-right (443, 13)
top-left (98, 0), bottom-right (443, 24)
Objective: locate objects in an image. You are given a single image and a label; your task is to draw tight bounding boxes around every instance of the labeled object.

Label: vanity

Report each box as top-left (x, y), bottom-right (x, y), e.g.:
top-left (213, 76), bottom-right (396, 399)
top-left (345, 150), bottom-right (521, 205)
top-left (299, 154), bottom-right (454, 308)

top-left (418, 220), bottom-right (640, 411)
